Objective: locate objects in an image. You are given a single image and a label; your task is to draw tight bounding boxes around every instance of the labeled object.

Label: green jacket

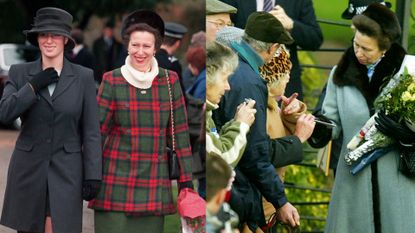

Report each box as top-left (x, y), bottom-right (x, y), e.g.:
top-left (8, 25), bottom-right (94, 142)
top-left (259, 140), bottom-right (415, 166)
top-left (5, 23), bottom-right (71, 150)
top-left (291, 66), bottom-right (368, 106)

top-left (206, 100), bottom-right (249, 167)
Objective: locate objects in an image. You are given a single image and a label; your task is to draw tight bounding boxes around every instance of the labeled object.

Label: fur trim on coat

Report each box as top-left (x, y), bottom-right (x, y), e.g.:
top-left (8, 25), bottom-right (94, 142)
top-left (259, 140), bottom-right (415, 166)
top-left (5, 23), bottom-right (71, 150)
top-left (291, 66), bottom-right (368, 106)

top-left (333, 43), bottom-right (406, 108)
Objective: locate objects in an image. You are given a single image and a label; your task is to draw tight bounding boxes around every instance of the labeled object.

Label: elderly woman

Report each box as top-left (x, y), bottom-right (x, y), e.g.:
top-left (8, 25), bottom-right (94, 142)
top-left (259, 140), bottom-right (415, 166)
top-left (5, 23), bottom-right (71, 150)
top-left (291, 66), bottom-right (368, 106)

top-left (321, 3), bottom-right (415, 232)
top-left (206, 41), bottom-right (256, 167)
top-left (88, 10), bottom-right (193, 233)
top-left (0, 7), bottom-right (101, 233)
top-left (258, 46), bottom-right (315, 233)
top-left (259, 46), bottom-right (315, 182)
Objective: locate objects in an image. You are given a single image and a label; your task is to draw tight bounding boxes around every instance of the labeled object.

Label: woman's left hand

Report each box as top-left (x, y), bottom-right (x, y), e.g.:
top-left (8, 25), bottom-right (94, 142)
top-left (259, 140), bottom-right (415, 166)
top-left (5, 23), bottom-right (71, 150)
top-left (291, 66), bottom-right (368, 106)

top-left (282, 93), bottom-right (301, 115)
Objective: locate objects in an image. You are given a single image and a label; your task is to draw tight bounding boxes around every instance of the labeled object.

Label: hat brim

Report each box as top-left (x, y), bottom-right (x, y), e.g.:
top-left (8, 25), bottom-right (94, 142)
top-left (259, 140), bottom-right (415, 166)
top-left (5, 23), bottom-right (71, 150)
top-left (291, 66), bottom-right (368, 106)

top-left (24, 29), bottom-right (75, 50)
top-left (342, 2), bottom-right (392, 20)
top-left (276, 31), bottom-right (294, 45)
top-left (341, 8), bottom-right (355, 20)
top-left (121, 10), bottom-right (165, 39)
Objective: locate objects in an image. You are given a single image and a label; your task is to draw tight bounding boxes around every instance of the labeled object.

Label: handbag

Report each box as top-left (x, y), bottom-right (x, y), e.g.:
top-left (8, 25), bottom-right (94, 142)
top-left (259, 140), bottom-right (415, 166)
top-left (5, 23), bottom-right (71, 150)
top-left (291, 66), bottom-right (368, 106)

top-left (398, 143), bottom-right (415, 178)
top-left (166, 69), bottom-right (181, 180)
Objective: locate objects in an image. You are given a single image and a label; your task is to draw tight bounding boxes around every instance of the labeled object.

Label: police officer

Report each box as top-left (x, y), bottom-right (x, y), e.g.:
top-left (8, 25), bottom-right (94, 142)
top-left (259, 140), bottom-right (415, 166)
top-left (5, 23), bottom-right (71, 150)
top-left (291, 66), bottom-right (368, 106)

top-left (155, 22), bottom-right (187, 93)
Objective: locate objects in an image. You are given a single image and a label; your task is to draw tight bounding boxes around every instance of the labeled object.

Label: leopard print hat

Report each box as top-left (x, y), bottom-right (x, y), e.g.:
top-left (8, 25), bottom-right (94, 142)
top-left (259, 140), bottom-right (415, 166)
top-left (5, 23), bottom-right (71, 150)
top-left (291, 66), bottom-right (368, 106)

top-left (259, 45), bottom-right (292, 84)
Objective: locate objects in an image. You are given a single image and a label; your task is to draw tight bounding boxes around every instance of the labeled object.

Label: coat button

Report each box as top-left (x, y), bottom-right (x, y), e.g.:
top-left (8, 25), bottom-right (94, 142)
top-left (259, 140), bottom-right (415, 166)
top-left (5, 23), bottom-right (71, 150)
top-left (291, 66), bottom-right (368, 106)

top-left (46, 139), bottom-right (52, 143)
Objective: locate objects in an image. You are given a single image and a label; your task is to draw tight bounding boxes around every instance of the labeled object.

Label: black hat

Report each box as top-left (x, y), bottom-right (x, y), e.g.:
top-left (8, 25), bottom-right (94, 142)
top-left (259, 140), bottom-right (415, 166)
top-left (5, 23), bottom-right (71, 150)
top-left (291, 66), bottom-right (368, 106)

top-left (245, 12), bottom-right (294, 44)
top-left (341, 0), bottom-right (391, 19)
top-left (24, 7), bottom-right (75, 50)
top-left (354, 3), bottom-right (401, 42)
top-left (121, 10), bottom-right (164, 38)
top-left (164, 22), bottom-right (187, 39)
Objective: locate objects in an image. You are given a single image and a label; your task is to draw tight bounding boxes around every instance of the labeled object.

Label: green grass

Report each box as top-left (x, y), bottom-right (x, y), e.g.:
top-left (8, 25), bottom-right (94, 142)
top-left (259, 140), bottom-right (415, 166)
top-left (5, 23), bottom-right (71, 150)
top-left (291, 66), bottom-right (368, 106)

top-left (313, 0), bottom-right (354, 45)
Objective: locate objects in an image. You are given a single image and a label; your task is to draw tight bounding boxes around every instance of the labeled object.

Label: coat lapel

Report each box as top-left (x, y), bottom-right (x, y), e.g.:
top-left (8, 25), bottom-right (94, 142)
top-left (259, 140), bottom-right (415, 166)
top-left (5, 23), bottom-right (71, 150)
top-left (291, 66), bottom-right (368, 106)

top-left (52, 58), bottom-right (76, 100)
top-left (27, 59), bottom-right (53, 107)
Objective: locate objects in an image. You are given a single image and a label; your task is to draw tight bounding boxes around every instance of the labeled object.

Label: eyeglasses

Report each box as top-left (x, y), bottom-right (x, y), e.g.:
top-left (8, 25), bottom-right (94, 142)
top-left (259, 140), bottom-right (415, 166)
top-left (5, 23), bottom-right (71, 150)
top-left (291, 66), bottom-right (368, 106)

top-left (207, 20), bottom-right (234, 29)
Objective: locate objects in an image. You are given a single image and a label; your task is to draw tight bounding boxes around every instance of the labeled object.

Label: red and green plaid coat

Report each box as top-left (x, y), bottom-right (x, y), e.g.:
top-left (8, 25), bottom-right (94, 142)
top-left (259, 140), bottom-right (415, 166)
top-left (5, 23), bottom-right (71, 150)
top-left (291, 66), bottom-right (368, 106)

top-left (89, 68), bottom-right (192, 216)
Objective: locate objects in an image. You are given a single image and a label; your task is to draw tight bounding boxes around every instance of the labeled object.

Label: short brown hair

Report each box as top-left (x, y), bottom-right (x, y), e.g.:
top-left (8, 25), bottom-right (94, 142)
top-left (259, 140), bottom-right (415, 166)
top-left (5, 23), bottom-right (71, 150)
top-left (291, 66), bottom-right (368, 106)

top-left (352, 3), bottom-right (401, 51)
top-left (186, 46), bottom-right (206, 72)
top-left (122, 23), bottom-right (163, 50)
top-left (206, 154), bottom-right (232, 202)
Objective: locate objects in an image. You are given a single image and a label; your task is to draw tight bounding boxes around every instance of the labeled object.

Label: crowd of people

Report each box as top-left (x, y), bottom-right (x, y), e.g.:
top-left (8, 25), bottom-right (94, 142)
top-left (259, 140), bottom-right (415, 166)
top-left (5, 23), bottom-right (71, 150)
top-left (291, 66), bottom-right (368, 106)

top-left (0, 0), bottom-right (414, 233)
top-left (206, 0), bottom-right (414, 233)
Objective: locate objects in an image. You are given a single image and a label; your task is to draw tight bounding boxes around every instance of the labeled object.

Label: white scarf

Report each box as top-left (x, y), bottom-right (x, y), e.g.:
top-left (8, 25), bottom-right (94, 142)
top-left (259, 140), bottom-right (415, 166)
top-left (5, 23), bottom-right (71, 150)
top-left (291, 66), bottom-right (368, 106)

top-left (120, 56), bottom-right (159, 89)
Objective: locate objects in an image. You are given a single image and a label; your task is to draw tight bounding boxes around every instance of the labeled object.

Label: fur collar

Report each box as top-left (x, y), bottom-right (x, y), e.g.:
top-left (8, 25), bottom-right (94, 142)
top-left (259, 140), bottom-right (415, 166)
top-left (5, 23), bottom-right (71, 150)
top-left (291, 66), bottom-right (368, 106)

top-left (333, 43), bottom-right (406, 106)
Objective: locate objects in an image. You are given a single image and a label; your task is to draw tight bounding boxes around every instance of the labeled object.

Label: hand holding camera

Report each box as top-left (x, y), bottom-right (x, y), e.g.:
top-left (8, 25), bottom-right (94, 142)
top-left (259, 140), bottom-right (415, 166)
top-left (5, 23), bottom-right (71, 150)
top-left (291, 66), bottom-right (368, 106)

top-left (235, 98), bottom-right (257, 126)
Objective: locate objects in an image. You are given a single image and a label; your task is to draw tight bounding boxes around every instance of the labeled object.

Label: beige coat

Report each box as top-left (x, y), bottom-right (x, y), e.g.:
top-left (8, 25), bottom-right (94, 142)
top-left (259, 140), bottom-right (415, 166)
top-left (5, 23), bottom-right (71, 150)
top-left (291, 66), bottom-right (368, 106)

top-left (245, 99), bottom-right (306, 233)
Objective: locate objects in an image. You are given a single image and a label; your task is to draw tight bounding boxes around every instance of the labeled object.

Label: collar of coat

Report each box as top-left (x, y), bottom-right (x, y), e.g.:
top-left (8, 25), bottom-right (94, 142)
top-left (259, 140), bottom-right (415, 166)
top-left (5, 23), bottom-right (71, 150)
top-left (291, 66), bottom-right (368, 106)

top-left (333, 43), bottom-right (406, 106)
top-left (231, 40), bottom-right (264, 75)
top-left (28, 58), bottom-right (78, 106)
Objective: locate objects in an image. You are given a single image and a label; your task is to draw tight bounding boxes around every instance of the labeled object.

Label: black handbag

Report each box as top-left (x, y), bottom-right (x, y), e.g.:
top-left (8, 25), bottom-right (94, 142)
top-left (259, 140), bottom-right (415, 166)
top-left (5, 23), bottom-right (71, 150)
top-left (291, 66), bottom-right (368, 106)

top-left (166, 70), bottom-right (181, 180)
top-left (166, 146), bottom-right (180, 179)
top-left (398, 143), bottom-right (415, 178)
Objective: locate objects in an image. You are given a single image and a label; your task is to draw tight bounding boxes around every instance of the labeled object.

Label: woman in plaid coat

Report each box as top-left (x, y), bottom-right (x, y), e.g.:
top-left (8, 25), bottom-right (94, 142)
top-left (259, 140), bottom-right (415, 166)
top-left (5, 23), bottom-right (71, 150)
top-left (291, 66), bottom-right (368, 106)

top-left (88, 10), bottom-right (193, 233)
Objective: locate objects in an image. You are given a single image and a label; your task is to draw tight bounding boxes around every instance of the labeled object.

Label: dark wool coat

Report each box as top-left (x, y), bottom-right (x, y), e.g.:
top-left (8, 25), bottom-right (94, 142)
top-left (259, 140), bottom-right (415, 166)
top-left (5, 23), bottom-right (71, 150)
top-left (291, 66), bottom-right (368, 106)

top-left (213, 41), bottom-right (287, 230)
top-left (323, 44), bottom-right (415, 233)
top-left (0, 58), bottom-right (102, 233)
top-left (89, 68), bottom-right (193, 216)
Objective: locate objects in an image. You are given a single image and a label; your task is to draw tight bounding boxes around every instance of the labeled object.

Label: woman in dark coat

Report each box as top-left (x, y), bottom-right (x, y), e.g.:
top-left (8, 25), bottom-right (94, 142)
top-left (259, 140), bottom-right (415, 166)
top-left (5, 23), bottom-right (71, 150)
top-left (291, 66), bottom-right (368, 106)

top-left (0, 7), bottom-right (102, 233)
top-left (88, 10), bottom-right (193, 233)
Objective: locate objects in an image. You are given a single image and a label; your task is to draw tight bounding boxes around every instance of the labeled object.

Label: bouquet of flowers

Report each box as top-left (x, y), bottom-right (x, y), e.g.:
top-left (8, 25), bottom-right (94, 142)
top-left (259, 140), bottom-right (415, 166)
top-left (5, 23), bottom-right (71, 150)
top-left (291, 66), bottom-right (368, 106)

top-left (345, 63), bottom-right (415, 174)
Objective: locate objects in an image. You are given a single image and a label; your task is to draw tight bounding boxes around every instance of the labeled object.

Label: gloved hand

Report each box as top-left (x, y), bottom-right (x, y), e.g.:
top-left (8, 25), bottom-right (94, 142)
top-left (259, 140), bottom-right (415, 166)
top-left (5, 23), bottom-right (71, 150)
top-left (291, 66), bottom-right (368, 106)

top-left (307, 114), bottom-right (333, 148)
top-left (375, 111), bottom-right (415, 144)
top-left (178, 181), bottom-right (194, 193)
top-left (82, 179), bottom-right (101, 201)
top-left (29, 67), bottom-right (59, 92)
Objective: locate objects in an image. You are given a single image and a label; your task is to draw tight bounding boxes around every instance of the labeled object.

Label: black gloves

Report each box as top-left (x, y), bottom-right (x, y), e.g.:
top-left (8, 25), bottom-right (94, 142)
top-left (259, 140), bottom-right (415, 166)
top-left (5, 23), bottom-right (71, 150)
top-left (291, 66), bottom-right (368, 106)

top-left (308, 114), bottom-right (333, 148)
top-left (375, 111), bottom-right (415, 144)
top-left (82, 180), bottom-right (101, 201)
top-left (29, 67), bottom-right (59, 93)
top-left (178, 181), bottom-right (194, 192)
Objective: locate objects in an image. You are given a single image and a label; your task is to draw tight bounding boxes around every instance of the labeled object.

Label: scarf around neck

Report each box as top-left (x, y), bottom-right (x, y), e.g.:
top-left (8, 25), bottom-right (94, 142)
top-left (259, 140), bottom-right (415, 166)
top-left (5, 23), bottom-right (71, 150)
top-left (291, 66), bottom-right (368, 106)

top-left (120, 55), bottom-right (159, 89)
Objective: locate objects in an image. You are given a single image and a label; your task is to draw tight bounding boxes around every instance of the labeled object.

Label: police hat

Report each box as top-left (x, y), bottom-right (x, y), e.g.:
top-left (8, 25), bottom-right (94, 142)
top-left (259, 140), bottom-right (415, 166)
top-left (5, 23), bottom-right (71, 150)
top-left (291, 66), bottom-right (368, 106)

top-left (341, 0), bottom-right (391, 19)
top-left (164, 22), bottom-right (187, 39)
